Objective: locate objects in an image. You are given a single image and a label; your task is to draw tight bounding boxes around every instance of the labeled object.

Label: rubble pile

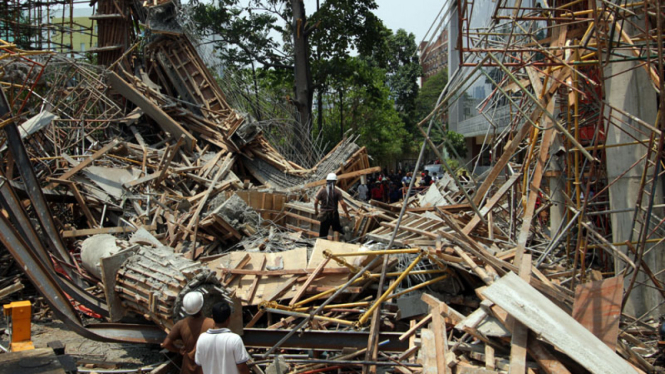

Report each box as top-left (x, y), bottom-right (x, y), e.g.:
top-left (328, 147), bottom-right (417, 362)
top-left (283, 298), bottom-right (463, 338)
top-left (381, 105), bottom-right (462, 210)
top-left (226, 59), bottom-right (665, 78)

top-left (0, 0), bottom-right (664, 373)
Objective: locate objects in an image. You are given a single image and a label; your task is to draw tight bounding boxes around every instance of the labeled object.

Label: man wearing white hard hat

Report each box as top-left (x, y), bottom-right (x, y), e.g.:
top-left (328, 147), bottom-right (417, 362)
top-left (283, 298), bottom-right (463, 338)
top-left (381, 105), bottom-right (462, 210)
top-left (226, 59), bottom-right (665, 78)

top-left (162, 291), bottom-right (214, 374)
top-left (314, 173), bottom-right (351, 241)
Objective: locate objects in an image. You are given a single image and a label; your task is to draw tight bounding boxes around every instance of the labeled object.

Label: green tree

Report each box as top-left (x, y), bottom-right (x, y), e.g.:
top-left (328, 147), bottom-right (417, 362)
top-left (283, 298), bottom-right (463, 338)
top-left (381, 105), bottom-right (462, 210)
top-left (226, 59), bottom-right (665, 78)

top-left (318, 57), bottom-right (407, 162)
top-left (0, 4), bottom-right (38, 50)
top-left (413, 68), bottom-right (467, 159)
top-left (191, 0), bottom-right (384, 143)
top-left (384, 29), bottom-right (421, 131)
top-left (415, 68), bottom-right (448, 122)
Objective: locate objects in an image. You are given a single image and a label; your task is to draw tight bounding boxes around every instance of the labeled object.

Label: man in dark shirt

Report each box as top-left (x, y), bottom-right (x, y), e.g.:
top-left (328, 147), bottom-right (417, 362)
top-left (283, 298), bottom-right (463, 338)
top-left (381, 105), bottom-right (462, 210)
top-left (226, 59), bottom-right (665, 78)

top-left (162, 291), bottom-right (214, 374)
top-left (314, 173), bottom-right (351, 241)
top-left (420, 170), bottom-right (433, 187)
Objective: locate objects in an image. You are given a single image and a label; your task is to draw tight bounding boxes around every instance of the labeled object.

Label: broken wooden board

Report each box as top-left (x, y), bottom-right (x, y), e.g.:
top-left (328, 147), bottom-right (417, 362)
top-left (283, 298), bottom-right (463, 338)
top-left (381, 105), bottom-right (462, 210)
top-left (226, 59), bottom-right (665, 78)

top-left (482, 272), bottom-right (637, 374)
top-left (308, 239), bottom-right (372, 269)
top-left (420, 328), bottom-right (438, 374)
top-left (572, 275), bottom-right (623, 350)
top-left (207, 248), bottom-right (308, 305)
top-left (108, 71), bottom-right (196, 151)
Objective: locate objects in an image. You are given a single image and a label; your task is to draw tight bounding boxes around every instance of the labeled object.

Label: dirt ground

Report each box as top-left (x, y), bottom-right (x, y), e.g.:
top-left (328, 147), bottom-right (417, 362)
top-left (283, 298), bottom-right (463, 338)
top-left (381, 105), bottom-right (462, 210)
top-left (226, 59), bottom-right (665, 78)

top-left (1, 317), bottom-right (168, 370)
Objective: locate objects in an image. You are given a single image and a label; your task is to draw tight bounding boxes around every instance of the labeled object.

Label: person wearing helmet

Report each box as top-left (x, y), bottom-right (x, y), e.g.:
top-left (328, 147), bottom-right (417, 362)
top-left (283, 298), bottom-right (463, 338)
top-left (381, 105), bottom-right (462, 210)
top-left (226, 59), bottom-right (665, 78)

top-left (162, 291), bottom-right (214, 374)
top-left (314, 173), bottom-right (351, 241)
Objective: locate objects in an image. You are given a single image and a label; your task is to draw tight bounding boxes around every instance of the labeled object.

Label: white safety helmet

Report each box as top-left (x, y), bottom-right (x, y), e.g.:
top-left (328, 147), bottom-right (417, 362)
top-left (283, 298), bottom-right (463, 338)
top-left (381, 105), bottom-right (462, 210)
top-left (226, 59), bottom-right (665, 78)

top-left (182, 291), bottom-right (204, 315)
top-left (326, 173), bottom-right (338, 181)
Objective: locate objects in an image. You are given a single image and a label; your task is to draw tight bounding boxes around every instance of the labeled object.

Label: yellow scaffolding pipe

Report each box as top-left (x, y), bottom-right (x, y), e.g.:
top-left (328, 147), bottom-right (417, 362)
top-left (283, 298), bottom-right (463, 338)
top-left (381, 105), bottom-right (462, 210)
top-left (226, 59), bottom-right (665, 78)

top-left (385, 274), bottom-right (451, 301)
top-left (357, 252), bottom-right (424, 326)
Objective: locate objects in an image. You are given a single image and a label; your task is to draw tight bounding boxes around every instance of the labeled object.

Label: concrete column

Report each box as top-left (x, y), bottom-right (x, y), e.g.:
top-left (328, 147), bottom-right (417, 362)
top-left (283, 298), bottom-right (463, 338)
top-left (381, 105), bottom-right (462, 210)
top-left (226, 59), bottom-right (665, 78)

top-left (604, 33), bottom-right (662, 317)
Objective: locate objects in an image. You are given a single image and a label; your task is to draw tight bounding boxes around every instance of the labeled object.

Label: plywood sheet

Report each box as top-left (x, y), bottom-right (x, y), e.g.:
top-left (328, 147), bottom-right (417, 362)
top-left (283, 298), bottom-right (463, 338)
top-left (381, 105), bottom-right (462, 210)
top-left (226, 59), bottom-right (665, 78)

top-left (572, 275), bottom-right (623, 350)
top-left (308, 238), bottom-right (372, 268)
top-left (482, 272), bottom-right (636, 374)
top-left (208, 248), bottom-right (308, 305)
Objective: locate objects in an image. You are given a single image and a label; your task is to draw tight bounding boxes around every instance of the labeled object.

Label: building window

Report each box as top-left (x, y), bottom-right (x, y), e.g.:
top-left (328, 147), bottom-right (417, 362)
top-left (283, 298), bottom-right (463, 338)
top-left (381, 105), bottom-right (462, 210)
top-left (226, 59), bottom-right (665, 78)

top-left (80, 43), bottom-right (85, 52)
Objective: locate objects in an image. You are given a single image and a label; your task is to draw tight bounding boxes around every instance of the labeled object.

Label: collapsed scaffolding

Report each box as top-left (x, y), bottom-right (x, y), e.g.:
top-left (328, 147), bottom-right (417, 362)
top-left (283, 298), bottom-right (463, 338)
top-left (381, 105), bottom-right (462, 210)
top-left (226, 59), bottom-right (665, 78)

top-left (0, 0), bottom-right (664, 373)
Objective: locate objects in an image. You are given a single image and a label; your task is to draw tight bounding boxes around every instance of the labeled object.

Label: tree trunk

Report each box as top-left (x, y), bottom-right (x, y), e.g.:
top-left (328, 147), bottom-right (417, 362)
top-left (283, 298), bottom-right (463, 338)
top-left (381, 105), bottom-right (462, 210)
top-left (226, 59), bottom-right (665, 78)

top-left (251, 61), bottom-right (262, 121)
top-left (291, 0), bottom-right (313, 147)
top-left (339, 89), bottom-right (344, 140)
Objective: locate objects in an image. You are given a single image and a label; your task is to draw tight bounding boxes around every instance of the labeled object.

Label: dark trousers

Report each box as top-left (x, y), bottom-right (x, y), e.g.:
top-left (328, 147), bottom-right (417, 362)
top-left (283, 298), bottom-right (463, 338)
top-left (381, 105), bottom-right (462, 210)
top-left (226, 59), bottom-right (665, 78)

top-left (319, 211), bottom-right (343, 237)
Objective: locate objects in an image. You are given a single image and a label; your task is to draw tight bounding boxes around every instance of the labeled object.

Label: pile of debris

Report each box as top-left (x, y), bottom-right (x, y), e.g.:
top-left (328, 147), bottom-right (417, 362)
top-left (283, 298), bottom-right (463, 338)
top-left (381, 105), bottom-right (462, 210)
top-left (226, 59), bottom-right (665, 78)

top-left (0, 0), bottom-right (664, 373)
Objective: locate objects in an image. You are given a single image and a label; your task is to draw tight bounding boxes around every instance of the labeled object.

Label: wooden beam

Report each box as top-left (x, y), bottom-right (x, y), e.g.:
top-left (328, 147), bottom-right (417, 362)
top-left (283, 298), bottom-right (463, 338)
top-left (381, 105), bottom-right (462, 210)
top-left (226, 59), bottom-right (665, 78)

top-left (62, 224), bottom-right (157, 238)
top-left (463, 173), bottom-right (521, 235)
top-left (508, 253), bottom-right (532, 374)
top-left (482, 273), bottom-right (637, 374)
top-left (289, 258), bottom-right (330, 306)
top-left (219, 268), bottom-right (350, 276)
top-left (302, 166), bottom-right (381, 189)
top-left (49, 178), bottom-right (97, 228)
top-left (421, 293), bottom-right (451, 374)
top-left (48, 139), bottom-right (119, 189)
top-left (223, 253), bottom-right (252, 286)
top-left (246, 257), bottom-right (266, 305)
top-left (108, 72), bottom-right (196, 151)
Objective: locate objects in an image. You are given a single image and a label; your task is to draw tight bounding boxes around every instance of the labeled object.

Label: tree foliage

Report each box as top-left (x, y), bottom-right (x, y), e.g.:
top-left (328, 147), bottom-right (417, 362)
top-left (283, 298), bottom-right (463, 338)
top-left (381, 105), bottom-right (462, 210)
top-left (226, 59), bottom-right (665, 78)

top-left (413, 68), bottom-right (466, 159)
top-left (191, 1), bottom-right (427, 166)
top-left (317, 57), bottom-right (407, 161)
top-left (415, 68), bottom-right (448, 122)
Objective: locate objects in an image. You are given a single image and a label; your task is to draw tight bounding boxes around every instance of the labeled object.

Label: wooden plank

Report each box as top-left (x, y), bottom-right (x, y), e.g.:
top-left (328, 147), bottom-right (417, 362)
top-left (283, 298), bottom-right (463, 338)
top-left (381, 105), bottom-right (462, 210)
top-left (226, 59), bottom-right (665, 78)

top-left (290, 258), bottom-right (331, 306)
top-left (302, 166), bottom-right (382, 189)
top-left (185, 153), bottom-right (234, 233)
top-left (223, 253), bottom-right (252, 286)
top-left (48, 139), bottom-right (119, 189)
top-left (526, 332), bottom-right (573, 374)
top-left (108, 72), bottom-right (196, 151)
top-left (456, 365), bottom-right (499, 374)
top-left (482, 273), bottom-right (637, 374)
top-left (477, 294), bottom-right (572, 374)
top-left (264, 276), bottom-right (299, 302)
top-left (462, 173), bottom-right (521, 235)
top-left (399, 314), bottom-right (432, 341)
top-left (508, 253), bottom-right (532, 374)
top-left (421, 294), bottom-right (450, 374)
top-left (155, 135), bottom-right (185, 185)
top-left (246, 257), bottom-right (266, 305)
top-left (517, 97), bottom-right (556, 247)
top-left (62, 224), bottom-right (157, 238)
top-left (219, 268), bottom-right (350, 276)
top-left (485, 345), bottom-right (495, 371)
top-left (420, 329), bottom-right (438, 374)
top-left (50, 178), bottom-right (97, 228)
top-left (572, 276), bottom-right (623, 350)
top-left (0, 282), bottom-right (24, 300)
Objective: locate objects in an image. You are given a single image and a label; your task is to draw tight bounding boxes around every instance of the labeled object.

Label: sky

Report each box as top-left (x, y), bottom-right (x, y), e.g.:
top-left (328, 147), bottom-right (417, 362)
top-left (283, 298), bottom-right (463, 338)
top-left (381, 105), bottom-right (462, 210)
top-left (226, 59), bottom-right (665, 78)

top-left (373, 0), bottom-right (447, 44)
top-left (302, 0), bottom-right (447, 46)
top-left (70, 1), bottom-right (447, 45)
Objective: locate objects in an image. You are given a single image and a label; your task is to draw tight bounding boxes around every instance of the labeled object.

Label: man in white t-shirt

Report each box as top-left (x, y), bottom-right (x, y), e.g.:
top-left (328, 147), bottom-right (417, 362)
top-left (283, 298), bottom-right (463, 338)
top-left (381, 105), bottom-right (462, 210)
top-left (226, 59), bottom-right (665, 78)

top-left (195, 301), bottom-right (250, 374)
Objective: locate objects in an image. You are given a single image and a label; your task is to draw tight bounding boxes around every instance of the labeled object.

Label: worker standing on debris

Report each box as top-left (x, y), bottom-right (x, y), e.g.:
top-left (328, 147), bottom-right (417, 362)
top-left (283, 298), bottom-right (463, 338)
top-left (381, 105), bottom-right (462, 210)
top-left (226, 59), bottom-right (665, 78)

top-left (357, 180), bottom-right (369, 201)
top-left (162, 291), bottom-right (214, 374)
top-left (196, 301), bottom-right (250, 374)
top-left (314, 173), bottom-right (351, 241)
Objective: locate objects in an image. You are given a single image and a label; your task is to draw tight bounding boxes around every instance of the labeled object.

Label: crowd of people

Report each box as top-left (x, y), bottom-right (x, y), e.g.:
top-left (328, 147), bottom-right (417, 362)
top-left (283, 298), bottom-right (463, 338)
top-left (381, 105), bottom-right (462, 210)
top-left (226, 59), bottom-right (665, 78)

top-left (354, 168), bottom-right (441, 204)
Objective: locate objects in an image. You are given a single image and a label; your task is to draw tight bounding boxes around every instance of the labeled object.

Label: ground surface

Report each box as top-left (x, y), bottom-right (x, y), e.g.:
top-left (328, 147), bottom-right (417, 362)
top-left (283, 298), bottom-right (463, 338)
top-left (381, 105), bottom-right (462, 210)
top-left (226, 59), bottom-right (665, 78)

top-left (1, 318), bottom-right (167, 370)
